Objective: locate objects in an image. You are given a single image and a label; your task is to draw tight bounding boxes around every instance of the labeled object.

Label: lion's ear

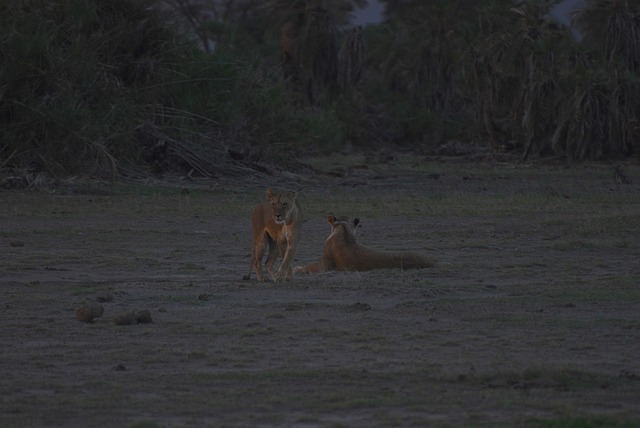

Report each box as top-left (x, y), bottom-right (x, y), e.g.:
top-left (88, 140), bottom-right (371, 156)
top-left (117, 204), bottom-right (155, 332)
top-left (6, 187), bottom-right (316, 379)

top-left (266, 188), bottom-right (274, 198)
top-left (288, 191), bottom-right (297, 200)
top-left (327, 215), bottom-right (336, 225)
top-left (353, 218), bottom-right (360, 228)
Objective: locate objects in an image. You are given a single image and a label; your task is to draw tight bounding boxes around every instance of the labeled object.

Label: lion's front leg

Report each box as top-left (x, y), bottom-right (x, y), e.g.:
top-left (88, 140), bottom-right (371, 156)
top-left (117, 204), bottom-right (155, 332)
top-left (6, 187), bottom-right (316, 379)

top-left (253, 235), bottom-right (267, 282)
top-left (274, 236), bottom-right (296, 282)
top-left (264, 237), bottom-right (280, 280)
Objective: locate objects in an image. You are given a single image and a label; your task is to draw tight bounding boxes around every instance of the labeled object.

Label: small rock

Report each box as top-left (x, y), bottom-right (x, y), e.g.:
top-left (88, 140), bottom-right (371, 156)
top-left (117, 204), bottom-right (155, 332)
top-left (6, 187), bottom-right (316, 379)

top-left (135, 310), bottom-right (153, 324)
top-left (96, 293), bottom-right (114, 302)
top-left (75, 307), bottom-right (92, 322)
top-left (75, 303), bottom-right (104, 323)
top-left (113, 311), bottom-right (137, 325)
top-left (89, 303), bottom-right (104, 318)
top-left (346, 302), bottom-right (372, 312)
top-left (113, 309), bottom-right (153, 325)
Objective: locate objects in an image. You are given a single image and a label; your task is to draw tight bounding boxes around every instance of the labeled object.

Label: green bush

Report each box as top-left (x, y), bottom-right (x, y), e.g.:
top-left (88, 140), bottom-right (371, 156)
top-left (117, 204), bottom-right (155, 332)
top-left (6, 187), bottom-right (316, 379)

top-left (0, 0), bottom-right (340, 178)
top-left (0, 0), bottom-right (195, 176)
top-left (3, 0), bottom-right (639, 180)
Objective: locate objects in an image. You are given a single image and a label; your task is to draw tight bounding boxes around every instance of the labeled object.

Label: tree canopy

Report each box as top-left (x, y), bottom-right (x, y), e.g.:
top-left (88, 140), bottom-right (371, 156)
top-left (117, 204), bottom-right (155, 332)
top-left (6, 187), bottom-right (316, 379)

top-left (1, 0), bottom-right (639, 180)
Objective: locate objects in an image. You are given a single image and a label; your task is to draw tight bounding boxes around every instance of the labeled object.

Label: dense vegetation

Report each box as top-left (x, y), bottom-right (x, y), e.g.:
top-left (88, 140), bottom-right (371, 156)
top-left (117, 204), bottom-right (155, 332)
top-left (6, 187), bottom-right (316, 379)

top-left (1, 0), bottom-right (639, 180)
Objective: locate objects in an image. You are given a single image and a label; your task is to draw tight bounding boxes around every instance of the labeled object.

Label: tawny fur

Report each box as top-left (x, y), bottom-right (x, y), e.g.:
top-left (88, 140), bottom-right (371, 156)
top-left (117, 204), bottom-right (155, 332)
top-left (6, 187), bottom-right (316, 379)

top-left (295, 216), bottom-right (434, 274)
top-left (244, 189), bottom-right (302, 282)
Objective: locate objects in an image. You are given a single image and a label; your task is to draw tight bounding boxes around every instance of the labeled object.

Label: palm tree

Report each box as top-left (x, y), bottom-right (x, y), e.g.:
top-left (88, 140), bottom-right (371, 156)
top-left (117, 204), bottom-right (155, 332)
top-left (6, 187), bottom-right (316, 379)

top-left (467, 1), bottom-right (565, 156)
top-left (574, 0), bottom-right (640, 72)
top-left (365, 1), bottom-right (471, 145)
top-left (542, 0), bottom-right (640, 159)
top-left (264, 0), bottom-right (359, 104)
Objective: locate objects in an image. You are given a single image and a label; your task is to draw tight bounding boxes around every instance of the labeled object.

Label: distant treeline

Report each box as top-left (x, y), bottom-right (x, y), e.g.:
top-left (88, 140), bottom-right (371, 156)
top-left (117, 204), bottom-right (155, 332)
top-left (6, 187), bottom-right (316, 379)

top-left (1, 0), bottom-right (638, 179)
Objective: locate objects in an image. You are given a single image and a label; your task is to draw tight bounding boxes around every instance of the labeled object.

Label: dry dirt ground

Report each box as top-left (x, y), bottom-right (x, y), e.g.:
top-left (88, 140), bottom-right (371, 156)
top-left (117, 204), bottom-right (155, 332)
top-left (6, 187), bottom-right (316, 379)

top-left (1, 156), bottom-right (640, 428)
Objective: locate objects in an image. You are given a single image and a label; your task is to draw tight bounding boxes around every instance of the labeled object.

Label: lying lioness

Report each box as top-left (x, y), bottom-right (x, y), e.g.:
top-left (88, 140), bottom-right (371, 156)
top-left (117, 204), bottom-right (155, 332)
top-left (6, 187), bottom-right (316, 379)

top-left (243, 188), bottom-right (302, 282)
top-left (294, 215), bottom-right (435, 273)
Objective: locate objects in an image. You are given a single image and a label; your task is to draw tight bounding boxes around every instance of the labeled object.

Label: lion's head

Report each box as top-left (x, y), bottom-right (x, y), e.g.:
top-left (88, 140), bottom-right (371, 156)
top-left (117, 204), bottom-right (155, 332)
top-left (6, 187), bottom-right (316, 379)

top-left (267, 188), bottom-right (297, 225)
top-left (326, 215), bottom-right (359, 242)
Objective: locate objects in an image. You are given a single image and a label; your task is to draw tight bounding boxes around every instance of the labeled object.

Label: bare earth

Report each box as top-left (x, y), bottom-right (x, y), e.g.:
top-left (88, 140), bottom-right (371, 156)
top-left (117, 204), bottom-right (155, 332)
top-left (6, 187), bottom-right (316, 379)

top-left (1, 157), bottom-right (639, 427)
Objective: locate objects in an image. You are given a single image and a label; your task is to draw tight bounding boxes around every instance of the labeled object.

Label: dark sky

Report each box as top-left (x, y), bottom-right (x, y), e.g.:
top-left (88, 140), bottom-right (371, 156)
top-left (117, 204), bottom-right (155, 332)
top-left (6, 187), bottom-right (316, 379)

top-left (351, 0), bottom-right (587, 28)
top-left (352, 0), bottom-right (384, 26)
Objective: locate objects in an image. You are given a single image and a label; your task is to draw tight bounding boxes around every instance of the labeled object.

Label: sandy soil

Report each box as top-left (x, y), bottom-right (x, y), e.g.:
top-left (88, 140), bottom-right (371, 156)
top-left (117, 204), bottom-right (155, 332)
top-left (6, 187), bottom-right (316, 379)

top-left (1, 157), bottom-right (639, 427)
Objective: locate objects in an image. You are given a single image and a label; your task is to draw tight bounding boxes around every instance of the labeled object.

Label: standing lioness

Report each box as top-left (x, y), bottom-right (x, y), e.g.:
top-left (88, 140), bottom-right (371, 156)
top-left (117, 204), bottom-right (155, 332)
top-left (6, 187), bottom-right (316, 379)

top-left (294, 215), bottom-right (434, 273)
top-left (244, 189), bottom-right (302, 282)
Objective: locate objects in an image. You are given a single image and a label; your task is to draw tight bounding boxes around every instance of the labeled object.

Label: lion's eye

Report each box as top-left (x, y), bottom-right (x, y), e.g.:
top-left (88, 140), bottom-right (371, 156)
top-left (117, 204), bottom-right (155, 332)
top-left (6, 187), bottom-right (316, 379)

top-left (282, 202), bottom-right (287, 207)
